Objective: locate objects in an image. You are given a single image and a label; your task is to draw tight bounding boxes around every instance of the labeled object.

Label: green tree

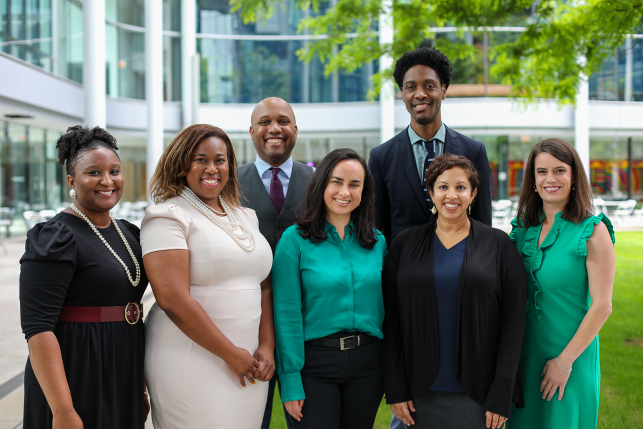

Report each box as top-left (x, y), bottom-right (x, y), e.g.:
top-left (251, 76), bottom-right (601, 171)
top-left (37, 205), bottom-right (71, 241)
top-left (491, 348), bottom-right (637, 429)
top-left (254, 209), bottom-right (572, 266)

top-left (230, 0), bottom-right (643, 104)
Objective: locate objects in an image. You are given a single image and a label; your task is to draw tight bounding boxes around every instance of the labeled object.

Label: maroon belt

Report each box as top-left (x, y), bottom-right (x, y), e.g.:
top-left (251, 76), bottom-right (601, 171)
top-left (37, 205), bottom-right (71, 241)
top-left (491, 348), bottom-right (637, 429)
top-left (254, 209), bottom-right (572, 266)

top-left (58, 302), bottom-right (143, 325)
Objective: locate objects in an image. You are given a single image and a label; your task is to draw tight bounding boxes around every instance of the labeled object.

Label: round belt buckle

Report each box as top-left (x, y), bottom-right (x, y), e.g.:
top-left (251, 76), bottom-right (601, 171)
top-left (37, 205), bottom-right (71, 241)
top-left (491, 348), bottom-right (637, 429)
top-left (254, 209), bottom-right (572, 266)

top-left (125, 302), bottom-right (141, 325)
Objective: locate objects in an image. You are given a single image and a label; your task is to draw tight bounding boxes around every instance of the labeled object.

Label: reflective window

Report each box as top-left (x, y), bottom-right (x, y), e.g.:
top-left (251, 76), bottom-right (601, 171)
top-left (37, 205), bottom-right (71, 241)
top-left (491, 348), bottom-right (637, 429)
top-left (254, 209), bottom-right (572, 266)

top-left (54, 0), bottom-right (84, 83)
top-left (590, 137), bottom-right (643, 199)
top-left (1, 0), bottom-right (53, 71)
top-left (589, 46), bottom-right (624, 101)
top-left (632, 40), bottom-right (643, 101)
top-left (106, 0), bottom-right (145, 28)
top-left (0, 121), bottom-right (64, 219)
top-left (198, 39), bottom-right (375, 103)
top-left (106, 24), bottom-right (146, 99)
top-left (196, 0), bottom-right (331, 36)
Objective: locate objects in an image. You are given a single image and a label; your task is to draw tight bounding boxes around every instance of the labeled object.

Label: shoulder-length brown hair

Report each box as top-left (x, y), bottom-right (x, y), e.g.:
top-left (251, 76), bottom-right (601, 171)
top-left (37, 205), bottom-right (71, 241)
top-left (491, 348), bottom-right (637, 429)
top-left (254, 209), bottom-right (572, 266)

top-left (516, 138), bottom-right (594, 227)
top-left (149, 124), bottom-right (241, 206)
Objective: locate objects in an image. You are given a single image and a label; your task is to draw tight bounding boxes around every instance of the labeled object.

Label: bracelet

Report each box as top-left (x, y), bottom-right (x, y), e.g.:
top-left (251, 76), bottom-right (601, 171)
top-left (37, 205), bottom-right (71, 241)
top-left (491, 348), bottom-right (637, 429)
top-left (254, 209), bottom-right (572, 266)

top-left (556, 357), bottom-right (572, 373)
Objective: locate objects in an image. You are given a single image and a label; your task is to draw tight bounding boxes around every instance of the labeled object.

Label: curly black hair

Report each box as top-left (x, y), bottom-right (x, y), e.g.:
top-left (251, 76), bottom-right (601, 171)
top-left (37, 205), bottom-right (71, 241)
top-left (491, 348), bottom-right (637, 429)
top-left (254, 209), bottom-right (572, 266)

top-left (393, 47), bottom-right (452, 90)
top-left (56, 125), bottom-right (119, 176)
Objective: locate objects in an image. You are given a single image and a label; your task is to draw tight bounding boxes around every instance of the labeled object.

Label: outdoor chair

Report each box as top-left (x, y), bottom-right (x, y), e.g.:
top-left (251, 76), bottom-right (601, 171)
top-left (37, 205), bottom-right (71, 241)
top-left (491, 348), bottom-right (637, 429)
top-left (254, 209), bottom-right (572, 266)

top-left (39, 210), bottom-right (57, 221)
top-left (593, 197), bottom-right (608, 215)
top-left (0, 208), bottom-right (15, 255)
top-left (23, 211), bottom-right (42, 229)
top-left (492, 199), bottom-right (513, 227)
top-left (613, 199), bottom-right (638, 226)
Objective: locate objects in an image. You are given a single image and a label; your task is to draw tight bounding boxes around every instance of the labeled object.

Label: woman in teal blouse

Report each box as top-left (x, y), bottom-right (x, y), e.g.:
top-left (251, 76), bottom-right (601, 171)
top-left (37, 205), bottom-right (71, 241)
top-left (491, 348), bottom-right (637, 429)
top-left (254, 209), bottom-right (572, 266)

top-left (272, 148), bottom-right (387, 429)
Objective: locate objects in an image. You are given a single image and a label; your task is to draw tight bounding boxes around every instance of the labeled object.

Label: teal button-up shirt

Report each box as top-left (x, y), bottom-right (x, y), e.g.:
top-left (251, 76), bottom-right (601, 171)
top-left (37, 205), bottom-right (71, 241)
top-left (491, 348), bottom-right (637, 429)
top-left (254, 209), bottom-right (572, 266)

top-left (409, 122), bottom-right (446, 182)
top-left (272, 221), bottom-right (387, 402)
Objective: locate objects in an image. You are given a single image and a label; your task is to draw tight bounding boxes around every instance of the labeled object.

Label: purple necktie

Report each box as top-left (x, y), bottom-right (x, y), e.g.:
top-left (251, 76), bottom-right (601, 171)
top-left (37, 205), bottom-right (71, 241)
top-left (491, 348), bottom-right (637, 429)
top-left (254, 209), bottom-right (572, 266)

top-left (270, 167), bottom-right (285, 214)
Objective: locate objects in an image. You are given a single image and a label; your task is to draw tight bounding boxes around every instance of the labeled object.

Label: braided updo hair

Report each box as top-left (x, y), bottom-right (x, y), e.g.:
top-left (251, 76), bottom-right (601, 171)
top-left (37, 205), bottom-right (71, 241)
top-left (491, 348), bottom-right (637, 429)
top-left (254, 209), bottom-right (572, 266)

top-left (56, 125), bottom-right (119, 177)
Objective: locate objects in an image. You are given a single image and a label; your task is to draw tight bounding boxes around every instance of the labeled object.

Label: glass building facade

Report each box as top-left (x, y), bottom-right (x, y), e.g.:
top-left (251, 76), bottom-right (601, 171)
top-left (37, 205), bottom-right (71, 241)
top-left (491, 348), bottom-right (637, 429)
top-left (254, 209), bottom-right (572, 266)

top-left (1, 1), bottom-right (643, 236)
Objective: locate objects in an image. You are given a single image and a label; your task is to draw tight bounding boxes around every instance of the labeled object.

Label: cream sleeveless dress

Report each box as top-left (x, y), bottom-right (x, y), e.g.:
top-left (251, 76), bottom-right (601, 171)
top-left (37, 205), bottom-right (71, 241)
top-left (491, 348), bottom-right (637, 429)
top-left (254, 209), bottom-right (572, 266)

top-left (141, 196), bottom-right (272, 428)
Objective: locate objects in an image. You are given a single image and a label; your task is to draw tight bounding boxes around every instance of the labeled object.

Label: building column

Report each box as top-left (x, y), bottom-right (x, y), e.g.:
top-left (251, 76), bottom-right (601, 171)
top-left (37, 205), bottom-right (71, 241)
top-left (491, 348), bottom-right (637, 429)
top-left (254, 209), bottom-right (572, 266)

top-left (625, 35), bottom-right (633, 102)
top-left (182, 0), bottom-right (197, 126)
top-left (145, 0), bottom-right (164, 196)
top-left (574, 75), bottom-right (590, 177)
top-left (379, 0), bottom-right (395, 144)
top-left (83, 0), bottom-right (106, 128)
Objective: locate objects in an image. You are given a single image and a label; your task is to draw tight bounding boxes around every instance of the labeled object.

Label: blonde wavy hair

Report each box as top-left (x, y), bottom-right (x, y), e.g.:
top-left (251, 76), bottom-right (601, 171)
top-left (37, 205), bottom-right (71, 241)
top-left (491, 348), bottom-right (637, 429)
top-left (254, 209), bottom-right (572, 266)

top-left (149, 124), bottom-right (241, 206)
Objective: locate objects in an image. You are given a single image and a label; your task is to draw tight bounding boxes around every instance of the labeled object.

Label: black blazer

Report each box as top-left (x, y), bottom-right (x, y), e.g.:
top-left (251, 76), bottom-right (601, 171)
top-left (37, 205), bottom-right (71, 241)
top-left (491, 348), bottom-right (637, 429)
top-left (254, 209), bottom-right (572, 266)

top-left (238, 161), bottom-right (314, 254)
top-left (369, 126), bottom-right (492, 243)
top-left (381, 219), bottom-right (527, 418)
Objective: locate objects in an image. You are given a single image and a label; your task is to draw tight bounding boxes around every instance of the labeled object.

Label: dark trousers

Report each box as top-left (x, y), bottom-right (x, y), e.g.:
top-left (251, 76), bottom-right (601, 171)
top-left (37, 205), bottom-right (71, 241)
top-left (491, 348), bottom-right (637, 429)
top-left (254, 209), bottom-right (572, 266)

top-left (261, 372), bottom-right (295, 429)
top-left (290, 338), bottom-right (383, 429)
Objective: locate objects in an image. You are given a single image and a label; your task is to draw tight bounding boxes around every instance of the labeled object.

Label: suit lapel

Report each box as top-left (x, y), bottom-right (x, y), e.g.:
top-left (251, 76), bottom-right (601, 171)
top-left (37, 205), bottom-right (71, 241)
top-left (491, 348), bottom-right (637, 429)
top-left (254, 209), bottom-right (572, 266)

top-left (241, 164), bottom-right (277, 214)
top-left (395, 130), bottom-right (431, 217)
top-left (443, 125), bottom-right (460, 156)
top-left (281, 163), bottom-right (303, 213)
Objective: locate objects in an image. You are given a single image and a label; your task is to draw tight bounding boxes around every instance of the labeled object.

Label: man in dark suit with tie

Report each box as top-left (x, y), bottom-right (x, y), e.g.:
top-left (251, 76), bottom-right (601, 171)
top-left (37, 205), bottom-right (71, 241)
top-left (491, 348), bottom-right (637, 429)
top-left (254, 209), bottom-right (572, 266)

top-left (369, 47), bottom-right (492, 246)
top-left (371, 47), bottom-right (493, 429)
top-left (237, 97), bottom-right (314, 429)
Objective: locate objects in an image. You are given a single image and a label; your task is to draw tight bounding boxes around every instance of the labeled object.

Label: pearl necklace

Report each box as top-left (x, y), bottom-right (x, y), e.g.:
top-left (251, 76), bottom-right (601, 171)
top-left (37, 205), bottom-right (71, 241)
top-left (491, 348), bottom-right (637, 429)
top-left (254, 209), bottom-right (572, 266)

top-left (70, 203), bottom-right (141, 287)
top-left (180, 187), bottom-right (256, 252)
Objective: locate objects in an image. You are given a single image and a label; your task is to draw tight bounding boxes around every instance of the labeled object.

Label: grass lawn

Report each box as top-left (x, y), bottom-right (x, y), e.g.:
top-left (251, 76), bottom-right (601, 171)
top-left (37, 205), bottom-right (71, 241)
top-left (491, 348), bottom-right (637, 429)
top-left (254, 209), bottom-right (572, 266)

top-left (269, 232), bottom-right (643, 428)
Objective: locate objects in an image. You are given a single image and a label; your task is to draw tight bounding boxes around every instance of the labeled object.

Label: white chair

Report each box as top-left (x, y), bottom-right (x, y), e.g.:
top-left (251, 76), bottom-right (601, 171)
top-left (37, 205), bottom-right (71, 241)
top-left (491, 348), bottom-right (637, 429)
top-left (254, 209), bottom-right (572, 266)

top-left (39, 210), bottom-right (57, 221)
top-left (0, 208), bottom-right (15, 255)
top-left (492, 199), bottom-right (513, 227)
top-left (613, 199), bottom-right (638, 226)
top-left (593, 197), bottom-right (607, 215)
top-left (23, 211), bottom-right (42, 229)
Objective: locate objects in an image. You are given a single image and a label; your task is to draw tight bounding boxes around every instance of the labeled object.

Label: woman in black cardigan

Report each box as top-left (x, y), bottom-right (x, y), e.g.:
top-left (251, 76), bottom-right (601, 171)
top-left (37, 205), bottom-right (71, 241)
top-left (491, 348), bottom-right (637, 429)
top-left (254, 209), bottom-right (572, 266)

top-left (382, 154), bottom-right (527, 429)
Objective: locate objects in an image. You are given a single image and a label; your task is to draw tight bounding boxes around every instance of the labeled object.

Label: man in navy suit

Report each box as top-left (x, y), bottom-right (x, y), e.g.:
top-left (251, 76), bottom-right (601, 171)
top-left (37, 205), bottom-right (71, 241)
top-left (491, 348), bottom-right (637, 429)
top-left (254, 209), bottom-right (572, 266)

top-left (369, 47), bottom-right (492, 247)
top-left (371, 47), bottom-right (493, 429)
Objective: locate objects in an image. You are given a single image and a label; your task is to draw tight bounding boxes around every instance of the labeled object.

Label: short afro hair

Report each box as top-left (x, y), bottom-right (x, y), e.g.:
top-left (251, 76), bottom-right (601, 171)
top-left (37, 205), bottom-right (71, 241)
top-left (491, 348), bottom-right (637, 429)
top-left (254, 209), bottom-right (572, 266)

top-left (56, 125), bottom-right (119, 177)
top-left (393, 47), bottom-right (452, 91)
top-left (425, 153), bottom-right (480, 193)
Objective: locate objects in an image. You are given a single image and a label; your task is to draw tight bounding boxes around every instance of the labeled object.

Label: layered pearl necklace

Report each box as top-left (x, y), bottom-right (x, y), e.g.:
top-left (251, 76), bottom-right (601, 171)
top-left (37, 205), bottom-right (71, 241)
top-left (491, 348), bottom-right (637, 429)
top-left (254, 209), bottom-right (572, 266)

top-left (70, 203), bottom-right (141, 287)
top-left (180, 187), bottom-right (256, 252)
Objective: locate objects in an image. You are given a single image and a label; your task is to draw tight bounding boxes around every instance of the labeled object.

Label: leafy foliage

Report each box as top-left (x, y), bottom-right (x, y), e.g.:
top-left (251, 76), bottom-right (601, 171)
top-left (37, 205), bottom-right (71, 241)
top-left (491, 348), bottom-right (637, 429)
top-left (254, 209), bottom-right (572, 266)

top-left (231, 0), bottom-right (643, 104)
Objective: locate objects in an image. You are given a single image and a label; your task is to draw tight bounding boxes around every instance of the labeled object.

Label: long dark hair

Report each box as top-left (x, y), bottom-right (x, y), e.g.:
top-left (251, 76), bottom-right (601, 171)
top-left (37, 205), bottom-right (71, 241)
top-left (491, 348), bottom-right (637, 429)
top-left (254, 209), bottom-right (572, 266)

top-left (517, 138), bottom-right (594, 227)
top-left (297, 148), bottom-right (378, 249)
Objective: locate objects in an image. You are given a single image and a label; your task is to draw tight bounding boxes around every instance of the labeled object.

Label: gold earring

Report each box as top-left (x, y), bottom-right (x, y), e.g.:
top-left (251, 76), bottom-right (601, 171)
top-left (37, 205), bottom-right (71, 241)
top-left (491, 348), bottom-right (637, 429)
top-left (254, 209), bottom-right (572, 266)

top-left (468, 204), bottom-right (472, 215)
top-left (431, 204), bottom-right (437, 215)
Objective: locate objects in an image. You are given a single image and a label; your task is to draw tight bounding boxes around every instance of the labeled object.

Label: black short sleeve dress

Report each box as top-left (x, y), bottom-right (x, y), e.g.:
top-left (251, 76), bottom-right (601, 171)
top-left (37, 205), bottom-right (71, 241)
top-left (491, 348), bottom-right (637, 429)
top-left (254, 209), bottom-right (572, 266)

top-left (19, 212), bottom-right (149, 429)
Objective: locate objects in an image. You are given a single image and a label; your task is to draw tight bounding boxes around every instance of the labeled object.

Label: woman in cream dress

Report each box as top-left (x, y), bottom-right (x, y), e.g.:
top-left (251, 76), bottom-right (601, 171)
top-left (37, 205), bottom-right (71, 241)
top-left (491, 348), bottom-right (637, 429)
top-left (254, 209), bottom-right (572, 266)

top-left (141, 125), bottom-right (274, 428)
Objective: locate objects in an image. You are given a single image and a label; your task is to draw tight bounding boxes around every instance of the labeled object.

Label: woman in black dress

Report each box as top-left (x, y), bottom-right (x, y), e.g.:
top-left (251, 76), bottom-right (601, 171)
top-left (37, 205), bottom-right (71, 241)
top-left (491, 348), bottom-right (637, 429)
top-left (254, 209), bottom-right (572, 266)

top-left (19, 126), bottom-right (149, 428)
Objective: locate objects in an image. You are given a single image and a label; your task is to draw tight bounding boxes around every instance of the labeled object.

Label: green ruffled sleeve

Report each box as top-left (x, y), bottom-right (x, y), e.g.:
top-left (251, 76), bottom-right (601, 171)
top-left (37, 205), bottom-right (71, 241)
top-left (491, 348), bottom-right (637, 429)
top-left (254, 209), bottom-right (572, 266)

top-left (509, 218), bottom-right (520, 243)
top-left (577, 213), bottom-right (615, 257)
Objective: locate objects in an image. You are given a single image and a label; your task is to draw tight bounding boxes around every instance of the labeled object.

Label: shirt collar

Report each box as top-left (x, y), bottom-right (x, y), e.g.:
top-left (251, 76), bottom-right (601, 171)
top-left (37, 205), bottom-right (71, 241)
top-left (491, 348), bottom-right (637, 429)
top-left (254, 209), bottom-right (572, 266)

top-left (408, 122), bottom-right (446, 145)
top-left (324, 219), bottom-right (355, 233)
top-left (254, 156), bottom-right (294, 178)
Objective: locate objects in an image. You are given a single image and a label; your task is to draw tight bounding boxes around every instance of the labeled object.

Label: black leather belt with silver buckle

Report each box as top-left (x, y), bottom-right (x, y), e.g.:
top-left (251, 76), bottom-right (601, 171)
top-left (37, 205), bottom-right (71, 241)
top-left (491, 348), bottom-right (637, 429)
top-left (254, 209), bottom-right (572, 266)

top-left (306, 333), bottom-right (377, 350)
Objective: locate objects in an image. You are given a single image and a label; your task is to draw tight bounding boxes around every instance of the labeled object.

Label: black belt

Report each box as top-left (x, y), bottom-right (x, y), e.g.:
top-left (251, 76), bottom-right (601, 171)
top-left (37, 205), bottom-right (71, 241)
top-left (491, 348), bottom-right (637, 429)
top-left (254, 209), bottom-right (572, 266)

top-left (306, 333), bottom-right (378, 350)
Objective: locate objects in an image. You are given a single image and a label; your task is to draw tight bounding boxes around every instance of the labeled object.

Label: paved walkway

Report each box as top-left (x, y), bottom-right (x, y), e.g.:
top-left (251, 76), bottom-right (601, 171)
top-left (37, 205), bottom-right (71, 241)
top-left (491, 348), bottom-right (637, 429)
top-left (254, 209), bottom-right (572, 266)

top-left (0, 236), bottom-right (154, 429)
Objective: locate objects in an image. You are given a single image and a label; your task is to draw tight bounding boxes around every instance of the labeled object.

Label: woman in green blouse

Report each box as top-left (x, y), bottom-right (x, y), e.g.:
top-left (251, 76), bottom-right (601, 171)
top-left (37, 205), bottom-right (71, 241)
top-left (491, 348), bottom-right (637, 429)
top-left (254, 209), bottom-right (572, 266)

top-left (508, 138), bottom-right (615, 429)
top-left (272, 148), bottom-right (387, 429)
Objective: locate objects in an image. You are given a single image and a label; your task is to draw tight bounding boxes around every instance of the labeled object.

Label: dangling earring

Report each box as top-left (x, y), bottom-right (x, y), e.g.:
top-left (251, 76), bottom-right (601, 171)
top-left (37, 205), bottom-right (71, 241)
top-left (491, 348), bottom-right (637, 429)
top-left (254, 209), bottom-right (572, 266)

top-left (431, 204), bottom-right (437, 215)
top-left (572, 184), bottom-right (575, 191)
top-left (69, 189), bottom-right (76, 198)
top-left (534, 185), bottom-right (537, 192)
top-left (468, 204), bottom-right (472, 215)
